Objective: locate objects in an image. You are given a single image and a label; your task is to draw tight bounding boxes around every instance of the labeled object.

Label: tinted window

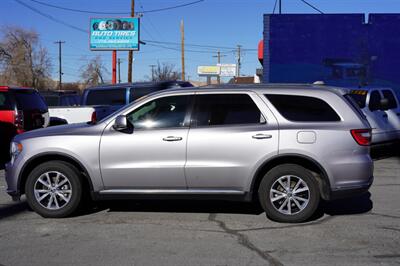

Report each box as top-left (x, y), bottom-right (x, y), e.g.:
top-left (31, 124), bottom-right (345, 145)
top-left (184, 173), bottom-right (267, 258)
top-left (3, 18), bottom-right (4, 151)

top-left (14, 90), bottom-right (47, 110)
top-left (43, 95), bottom-right (60, 107)
top-left (86, 88), bottom-right (125, 105)
top-left (382, 90), bottom-right (398, 109)
top-left (129, 87), bottom-right (157, 103)
top-left (266, 94), bottom-right (341, 122)
top-left (192, 94), bottom-right (264, 126)
top-left (368, 91), bottom-right (382, 111)
top-left (0, 92), bottom-right (12, 110)
top-left (348, 90), bottom-right (367, 109)
top-left (127, 95), bottom-right (190, 129)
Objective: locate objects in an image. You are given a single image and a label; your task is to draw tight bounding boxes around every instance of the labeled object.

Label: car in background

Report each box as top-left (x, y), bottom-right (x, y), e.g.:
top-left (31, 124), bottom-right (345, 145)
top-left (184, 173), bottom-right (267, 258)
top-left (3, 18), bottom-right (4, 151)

top-left (347, 87), bottom-right (400, 144)
top-left (39, 90), bottom-right (99, 126)
top-left (41, 90), bottom-right (81, 107)
top-left (82, 80), bottom-right (193, 120)
top-left (0, 86), bottom-right (49, 161)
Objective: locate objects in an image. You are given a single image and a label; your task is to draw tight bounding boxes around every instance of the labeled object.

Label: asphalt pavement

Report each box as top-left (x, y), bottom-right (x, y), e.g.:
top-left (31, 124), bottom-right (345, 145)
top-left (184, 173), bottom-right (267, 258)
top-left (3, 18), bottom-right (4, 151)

top-left (0, 155), bottom-right (399, 266)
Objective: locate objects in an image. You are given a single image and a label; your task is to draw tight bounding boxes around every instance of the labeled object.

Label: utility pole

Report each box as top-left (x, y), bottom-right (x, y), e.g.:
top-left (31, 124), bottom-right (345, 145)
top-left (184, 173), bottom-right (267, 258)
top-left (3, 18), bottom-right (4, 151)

top-left (181, 19), bottom-right (185, 81)
top-left (213, 50), bottom-right (226, 84)
top-left (236, 45), bottom-right (242, 77)
top-left (117, 58), bottom-right (122, 83)
top-left (149, 64), bottom-right (156, 81)
top-left (54, 41), bottom-right (65, 90)
top-left (128, 0), bottom-right (135, 82)
top-left (279, 0), bottom-right (282, 14)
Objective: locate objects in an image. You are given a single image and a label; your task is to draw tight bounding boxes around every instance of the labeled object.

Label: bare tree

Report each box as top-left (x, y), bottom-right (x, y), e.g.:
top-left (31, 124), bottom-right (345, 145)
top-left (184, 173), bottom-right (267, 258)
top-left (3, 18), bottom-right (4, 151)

top-left (0, 26), bottom-right (52, 89)
top-left (80, 56), bottom-right (109, 86)
top-left (149, 62), bottom-right (181, 82)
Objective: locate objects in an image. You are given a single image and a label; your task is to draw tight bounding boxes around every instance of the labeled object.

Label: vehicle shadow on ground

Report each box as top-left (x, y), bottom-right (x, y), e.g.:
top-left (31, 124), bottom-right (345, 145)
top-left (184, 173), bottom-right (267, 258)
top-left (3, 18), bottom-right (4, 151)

top-left (371, 142), bottom-right (400, 160)
top-left (81, 192), bottom-right (373, 222)
top-left (0, 201), bottom-right (29, 220)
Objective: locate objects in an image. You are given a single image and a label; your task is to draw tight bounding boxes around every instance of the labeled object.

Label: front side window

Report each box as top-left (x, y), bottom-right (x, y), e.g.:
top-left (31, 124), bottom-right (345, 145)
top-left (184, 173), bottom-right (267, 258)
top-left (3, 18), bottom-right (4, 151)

top-left (86, 88), bottom-right (125, 105)
top-left (192, 94), bottom-right (265, 126)
top-left (265, 94), bottom-right (341, 122)
top-left (127, 95), bottom-right (191, 129)
top-left (382, 90), bottom-right (398, 109)
top-left (129, 87), bottom-right (157, 103)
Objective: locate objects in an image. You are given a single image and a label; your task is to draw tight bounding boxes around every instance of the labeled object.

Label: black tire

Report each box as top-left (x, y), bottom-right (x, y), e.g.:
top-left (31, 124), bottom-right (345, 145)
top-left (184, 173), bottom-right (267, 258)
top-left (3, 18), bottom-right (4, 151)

top-left (258, 164), bottom-right (320, 223)
top-left (25, 161), bottom-right (83, 218)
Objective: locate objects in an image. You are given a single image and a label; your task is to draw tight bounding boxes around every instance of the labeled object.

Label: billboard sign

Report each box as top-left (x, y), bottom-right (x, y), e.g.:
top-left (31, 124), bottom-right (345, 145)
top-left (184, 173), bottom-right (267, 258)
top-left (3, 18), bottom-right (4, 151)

top-left (90, 17), bottom-right (140, 51)
top-left (197, 66), bottom-right (220, 76)
top-left (219, 64), bottom-right (237, 77)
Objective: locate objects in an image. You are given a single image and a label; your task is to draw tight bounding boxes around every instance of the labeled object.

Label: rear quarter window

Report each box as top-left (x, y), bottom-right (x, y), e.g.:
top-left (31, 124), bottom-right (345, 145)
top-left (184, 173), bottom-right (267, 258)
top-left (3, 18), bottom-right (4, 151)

top-left (14, 89), bottom-right (47, 110)
top-left (265, 94), bottom-right (341, 122)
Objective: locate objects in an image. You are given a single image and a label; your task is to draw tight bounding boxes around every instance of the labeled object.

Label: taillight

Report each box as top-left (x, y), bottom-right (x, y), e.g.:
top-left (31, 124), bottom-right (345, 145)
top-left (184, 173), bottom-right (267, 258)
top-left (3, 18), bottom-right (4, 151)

top-left (351, 129), bottom-right (371, 146)
top-left (91, 111), bottom-right (97, 123)
top-left (14, 110), bottom-right (24, 133)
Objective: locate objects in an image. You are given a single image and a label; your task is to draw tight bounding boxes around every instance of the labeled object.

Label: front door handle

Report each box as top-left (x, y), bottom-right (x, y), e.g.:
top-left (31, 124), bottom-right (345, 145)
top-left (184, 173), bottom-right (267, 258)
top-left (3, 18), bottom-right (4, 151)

top-left (163, 136), bottom-right (183, 142)
top-left (252, 134), bottom-right (272, 139)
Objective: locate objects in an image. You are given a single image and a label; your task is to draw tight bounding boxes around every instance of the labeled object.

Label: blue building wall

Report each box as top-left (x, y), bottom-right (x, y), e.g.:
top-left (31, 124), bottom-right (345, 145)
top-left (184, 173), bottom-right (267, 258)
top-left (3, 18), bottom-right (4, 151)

top-left (263, 14), bottom-right (400, 94)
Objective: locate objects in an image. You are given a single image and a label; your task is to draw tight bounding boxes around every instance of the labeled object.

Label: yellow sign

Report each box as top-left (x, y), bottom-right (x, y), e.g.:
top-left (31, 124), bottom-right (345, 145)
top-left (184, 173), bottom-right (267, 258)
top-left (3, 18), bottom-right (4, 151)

top-left (197, 66), bottom-right (220, 76)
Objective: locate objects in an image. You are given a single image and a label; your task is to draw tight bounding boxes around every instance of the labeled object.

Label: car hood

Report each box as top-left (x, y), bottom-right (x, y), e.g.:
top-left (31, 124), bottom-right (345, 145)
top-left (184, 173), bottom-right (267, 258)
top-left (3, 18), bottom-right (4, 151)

top-left (14, 122), bottom-right (105, 141)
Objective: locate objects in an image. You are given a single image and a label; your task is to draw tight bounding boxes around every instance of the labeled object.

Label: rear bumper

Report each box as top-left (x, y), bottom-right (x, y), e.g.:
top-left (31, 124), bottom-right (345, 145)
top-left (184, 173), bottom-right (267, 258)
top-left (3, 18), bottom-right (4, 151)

top-left (328, 175), bottom-right (373, 200)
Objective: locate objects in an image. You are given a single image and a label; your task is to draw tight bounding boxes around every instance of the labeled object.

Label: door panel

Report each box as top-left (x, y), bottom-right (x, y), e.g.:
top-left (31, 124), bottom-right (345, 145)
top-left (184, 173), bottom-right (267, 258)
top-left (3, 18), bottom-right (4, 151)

top-left (185, 93), bottom-right (279, 191)
top-left (100, 94), bottom-right (193, 189)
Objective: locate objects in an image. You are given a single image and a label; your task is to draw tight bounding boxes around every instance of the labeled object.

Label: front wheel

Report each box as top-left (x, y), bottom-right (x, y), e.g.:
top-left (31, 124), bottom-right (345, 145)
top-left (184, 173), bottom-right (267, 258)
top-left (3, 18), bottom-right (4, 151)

top-left (25, 161), bottom-right (82, 218)
top-left (258, 164), bottom-right (320, 223)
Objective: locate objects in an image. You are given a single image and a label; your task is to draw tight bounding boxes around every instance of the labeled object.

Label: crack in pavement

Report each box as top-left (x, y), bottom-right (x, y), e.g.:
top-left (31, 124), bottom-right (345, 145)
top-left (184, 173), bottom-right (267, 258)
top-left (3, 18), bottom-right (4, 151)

top-left (377, 226), bottom-right (400, 233)
top-left (369, 212), bottom-right (400, 219)
top-left (208, 213), bottom-right (284, 266)
top-left (234, 215), bottom-right (335, 233)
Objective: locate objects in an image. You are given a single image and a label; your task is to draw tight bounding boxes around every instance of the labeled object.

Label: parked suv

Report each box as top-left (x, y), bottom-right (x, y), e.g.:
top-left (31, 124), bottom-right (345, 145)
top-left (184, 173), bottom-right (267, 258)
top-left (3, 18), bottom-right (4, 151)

top-left (5, 84), bottom-right (373, 223)
top-left (0, 86), bottom-right (49, 161)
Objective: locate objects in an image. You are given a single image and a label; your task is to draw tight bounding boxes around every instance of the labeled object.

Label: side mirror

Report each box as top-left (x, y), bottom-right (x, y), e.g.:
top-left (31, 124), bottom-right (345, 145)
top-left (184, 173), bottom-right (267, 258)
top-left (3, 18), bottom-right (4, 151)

top-left (380, 98), bottom-right (389, 111)
top-left (113, 115), bottom-right (129, 131)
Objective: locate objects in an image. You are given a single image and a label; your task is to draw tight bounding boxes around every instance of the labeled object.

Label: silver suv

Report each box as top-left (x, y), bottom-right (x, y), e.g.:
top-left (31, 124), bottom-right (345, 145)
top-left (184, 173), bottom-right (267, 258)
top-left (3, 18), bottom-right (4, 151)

top-left (5, 84), bottom-right (374, 223)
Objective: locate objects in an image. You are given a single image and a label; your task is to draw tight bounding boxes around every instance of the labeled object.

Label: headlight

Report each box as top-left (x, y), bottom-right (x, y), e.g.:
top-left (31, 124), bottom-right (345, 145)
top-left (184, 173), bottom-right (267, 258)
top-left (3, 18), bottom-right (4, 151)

top-left (10, 142), bottom-right (23, 160)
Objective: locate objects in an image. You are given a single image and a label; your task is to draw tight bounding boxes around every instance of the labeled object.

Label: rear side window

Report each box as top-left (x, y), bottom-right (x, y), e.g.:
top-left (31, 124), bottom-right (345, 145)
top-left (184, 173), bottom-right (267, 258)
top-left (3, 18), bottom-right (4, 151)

top-left (382, 90), bottom-right (398, 109)
top-left (0, 92), bottom-right (12, 110)
top-left (60, 95), bottom-right (80, 106)
top-left (43, 95), bottom-right (59, 107)
top-left (192, 94), bottom-right (265, 126)
top-left (14, 89), bottom-right (47, 110)
top-left (265, 94), bottom-right (341, 122)
top-left (348, 90), bottom-right (367, 109)
top-left (368, 91), bottom-right (382, 111)
top-left (129, 87), bottom-right (157, 103)
top-left (86, 88), bottom-right (125, 105)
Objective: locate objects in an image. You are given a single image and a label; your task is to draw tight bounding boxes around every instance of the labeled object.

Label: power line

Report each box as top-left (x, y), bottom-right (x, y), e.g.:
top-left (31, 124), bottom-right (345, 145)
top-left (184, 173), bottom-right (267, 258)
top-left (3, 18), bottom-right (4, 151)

top-left (14, 0), bottom-right (87, 33)
top-left (299, 0), bottom-right (324, 14)
top-left (27, 0), bottom-right (204, 15)
top-left (272, 0), bottom-right (278, 14)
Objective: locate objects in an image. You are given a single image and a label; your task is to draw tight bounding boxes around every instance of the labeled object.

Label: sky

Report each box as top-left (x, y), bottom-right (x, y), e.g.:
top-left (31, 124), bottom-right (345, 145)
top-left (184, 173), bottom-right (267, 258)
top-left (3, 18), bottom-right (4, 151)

top-left (1, 0), bottom-right (400, 85)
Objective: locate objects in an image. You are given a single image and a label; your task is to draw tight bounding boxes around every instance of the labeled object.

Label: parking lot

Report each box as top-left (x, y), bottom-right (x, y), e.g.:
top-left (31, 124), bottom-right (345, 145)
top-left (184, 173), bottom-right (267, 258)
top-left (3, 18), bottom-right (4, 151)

top-left (0, 154), bottom-right (399, 266)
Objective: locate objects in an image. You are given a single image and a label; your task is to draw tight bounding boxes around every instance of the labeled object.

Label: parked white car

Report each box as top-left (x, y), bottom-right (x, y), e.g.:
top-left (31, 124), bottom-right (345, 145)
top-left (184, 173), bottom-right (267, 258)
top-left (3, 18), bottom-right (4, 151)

top-left (347, 87), bottom-right (400, 144)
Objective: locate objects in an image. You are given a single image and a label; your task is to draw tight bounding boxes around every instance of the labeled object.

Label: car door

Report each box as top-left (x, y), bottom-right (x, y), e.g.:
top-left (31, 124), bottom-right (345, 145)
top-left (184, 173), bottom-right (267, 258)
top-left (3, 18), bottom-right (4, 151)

top-left (99, 93), bottom-right (193, 189)
top-left (381, 89), bottom-right (400, 137)
top-left (364, 90), bottom-right (392, 143)
top-left (185, 92), bottom-right (279, 192)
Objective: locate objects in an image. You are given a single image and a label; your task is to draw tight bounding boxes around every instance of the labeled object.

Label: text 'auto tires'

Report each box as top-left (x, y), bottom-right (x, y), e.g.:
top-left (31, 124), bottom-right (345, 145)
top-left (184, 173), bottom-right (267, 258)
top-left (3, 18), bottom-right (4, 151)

top-left (25, 161), bottom-right (82, 218)
top-left (258, 164), bottom-right (320, 223)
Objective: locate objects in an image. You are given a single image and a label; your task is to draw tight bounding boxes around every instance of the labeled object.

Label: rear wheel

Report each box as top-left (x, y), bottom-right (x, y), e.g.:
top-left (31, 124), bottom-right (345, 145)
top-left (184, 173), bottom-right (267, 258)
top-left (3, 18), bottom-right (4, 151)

top-left (258, 164), bottom-right (320, 223)
top-left (25, 161), bottom-right (82, 218)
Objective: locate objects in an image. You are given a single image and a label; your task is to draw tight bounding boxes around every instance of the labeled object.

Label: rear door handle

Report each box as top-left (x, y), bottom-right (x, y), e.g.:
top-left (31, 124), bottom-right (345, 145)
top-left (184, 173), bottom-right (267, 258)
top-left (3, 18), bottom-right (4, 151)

top-left (162, 136), bottom-right (183, 142)
top-left (252, 134), bottom-right (272, 139)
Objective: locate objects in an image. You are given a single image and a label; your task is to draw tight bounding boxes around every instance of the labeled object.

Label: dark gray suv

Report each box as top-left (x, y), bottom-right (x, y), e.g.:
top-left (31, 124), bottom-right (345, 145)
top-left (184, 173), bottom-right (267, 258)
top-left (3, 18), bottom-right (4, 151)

top-left (5, 84), bottom-right (373, 223)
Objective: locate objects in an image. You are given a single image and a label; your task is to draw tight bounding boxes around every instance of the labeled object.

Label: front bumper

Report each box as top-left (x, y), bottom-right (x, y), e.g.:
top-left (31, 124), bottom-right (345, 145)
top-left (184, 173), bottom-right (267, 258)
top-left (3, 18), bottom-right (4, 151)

top-left (5, 161), bottom-right (21, 201)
